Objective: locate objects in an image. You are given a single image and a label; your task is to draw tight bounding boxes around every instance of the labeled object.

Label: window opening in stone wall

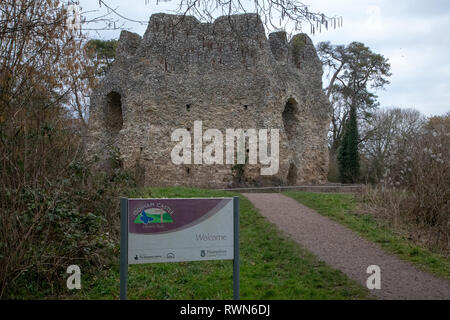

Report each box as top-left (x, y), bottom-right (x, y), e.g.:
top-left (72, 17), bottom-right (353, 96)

top-left (282, 98), bottom-right (298, 142)
top-left (105, 91), bottom-right (123, 136)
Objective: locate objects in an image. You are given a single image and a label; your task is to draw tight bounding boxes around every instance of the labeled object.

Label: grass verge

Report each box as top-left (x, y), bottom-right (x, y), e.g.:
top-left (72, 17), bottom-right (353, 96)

top-left (284, 192), bottom-right (450, 280)
top-left (58, 187), bottom-right (371, 300)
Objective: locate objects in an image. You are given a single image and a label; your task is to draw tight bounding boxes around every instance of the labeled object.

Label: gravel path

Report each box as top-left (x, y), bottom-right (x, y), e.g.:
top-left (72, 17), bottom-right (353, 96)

top-left (244, 193), bottom-right (450, 300)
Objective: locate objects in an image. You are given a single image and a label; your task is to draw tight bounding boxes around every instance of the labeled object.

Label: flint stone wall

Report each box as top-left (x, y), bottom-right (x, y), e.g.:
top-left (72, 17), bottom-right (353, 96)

top-left (87, 13), bottom-right (331, 187)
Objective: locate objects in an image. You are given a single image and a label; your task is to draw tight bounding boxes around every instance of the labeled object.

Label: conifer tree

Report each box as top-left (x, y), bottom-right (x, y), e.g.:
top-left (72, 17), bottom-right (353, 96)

top-left (338, 105), bottom-right (360, 183)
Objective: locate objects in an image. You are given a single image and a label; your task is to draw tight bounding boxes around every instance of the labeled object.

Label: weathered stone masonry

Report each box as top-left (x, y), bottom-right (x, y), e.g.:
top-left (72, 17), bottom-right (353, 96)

top-left (87, 13), bottom-right (331, 187)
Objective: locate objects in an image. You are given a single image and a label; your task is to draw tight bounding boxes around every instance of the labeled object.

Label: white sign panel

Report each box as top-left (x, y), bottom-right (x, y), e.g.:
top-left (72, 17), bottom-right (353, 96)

top-left (127, 198), bottom-right (234, 264)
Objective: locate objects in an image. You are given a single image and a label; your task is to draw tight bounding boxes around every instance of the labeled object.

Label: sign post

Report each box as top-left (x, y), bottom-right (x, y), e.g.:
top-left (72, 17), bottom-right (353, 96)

top-left (233, 196), bottom-right (240, 300)
top-left (119, 196), bottom-right (240, 300)
top-left (119, 197), bottom-right (128, 300)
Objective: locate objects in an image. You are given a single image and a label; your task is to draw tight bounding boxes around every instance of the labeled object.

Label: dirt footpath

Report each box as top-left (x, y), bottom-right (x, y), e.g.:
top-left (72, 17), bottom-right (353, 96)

top-left (244, 193), bottom-right (450, 300)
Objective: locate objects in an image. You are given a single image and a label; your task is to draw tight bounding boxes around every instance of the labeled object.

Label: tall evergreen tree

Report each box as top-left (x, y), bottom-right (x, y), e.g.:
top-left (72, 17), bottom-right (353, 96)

top-left (338, 105), bottom-right (360, 183)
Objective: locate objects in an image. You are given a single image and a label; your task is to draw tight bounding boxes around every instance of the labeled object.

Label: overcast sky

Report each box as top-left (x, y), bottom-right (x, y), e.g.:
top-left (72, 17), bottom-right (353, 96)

top-left (79, 0), bottom-right (450, 117)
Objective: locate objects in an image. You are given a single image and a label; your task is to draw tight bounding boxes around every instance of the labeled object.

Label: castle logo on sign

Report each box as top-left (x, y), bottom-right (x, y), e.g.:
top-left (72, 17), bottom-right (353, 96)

top-left (134, 208), bottom-right (173, 224)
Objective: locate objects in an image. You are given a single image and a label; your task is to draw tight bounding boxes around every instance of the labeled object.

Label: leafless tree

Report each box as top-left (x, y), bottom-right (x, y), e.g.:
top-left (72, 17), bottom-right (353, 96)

top-left (91, 0), bottom-right (341, 36)
top-left (0, 0), bottom-right (103, 297)
top-left (359, 107), bottom-right (425, 183)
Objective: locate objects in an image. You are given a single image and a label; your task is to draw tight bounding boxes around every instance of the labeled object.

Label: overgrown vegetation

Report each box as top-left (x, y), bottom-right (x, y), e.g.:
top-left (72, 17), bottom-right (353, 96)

top-left (358, 114), bottom-right (449, 252)
top-left (0, 0), bottom-right (135, 298)
top-left (285, 192), bottom-right (450, 279)
top-left (292, 34), bottom-right (307, 68)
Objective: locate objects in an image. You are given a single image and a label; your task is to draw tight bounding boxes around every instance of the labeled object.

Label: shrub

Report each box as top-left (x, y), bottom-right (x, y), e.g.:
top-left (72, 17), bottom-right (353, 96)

top-left (0, 0), bottom-right (134, 297)
top-left (358, 114), bottom-right (449, 253)
top-left (0, 121), bottom-right (135, 297)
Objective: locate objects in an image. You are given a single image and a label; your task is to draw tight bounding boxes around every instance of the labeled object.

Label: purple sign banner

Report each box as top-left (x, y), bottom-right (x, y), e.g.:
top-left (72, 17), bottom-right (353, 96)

top-left (128, 198), bottom-right (230, 235)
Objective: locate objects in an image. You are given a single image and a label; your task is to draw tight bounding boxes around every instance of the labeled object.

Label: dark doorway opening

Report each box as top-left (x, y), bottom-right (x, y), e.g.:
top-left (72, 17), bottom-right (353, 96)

top-left (287, 163), bottom-right (298, 185)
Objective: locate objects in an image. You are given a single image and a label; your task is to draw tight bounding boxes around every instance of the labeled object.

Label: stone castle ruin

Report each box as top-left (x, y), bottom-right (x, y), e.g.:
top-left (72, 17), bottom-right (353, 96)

top-left (88, 13), bottom-right (331, 188)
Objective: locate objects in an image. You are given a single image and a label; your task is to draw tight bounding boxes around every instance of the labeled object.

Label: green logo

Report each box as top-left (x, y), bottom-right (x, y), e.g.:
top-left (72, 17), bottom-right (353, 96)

top-left (134, 208), bottom-right (173, 224)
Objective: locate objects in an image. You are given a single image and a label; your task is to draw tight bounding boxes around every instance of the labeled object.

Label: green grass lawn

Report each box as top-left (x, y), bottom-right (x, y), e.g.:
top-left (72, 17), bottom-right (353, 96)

top-left (284, 191), bottom-right (450, 280)
top-left (61, 187), bottom-right (371, 300)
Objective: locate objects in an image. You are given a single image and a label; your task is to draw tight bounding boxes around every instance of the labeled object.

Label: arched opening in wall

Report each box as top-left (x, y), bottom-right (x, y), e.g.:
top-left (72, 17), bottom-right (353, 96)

top-left (105, 91), bottom-right (123, 136)
top-left (287, 163), bottom-right (298, 186)
top-left (282, 98), bottom-right (298, 142)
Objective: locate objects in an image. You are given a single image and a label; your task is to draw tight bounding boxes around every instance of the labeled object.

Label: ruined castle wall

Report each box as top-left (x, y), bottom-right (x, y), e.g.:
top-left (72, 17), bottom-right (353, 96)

top-left (88, 14), bottom-right (331, 187)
